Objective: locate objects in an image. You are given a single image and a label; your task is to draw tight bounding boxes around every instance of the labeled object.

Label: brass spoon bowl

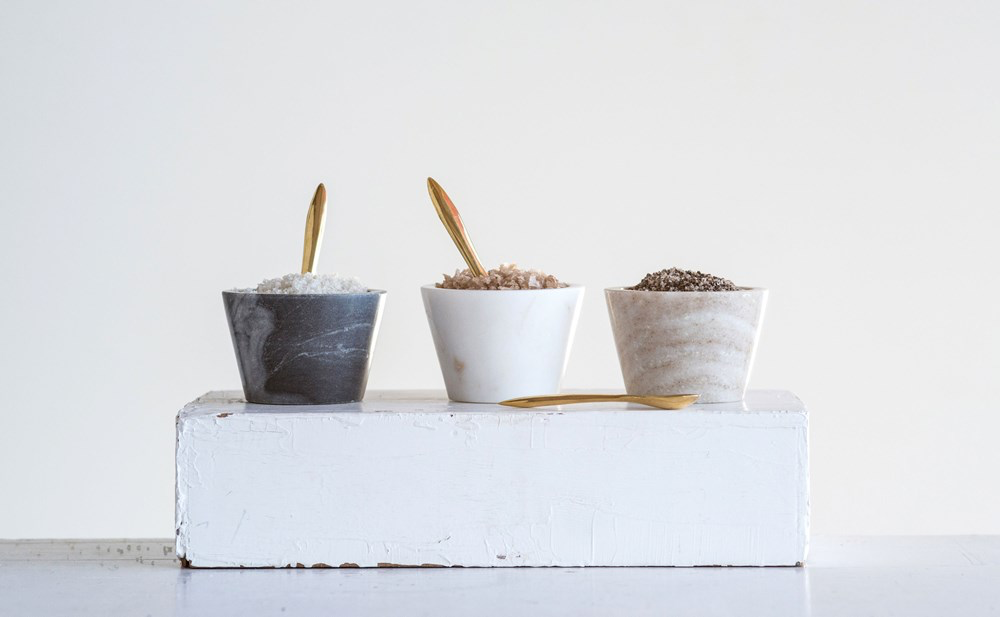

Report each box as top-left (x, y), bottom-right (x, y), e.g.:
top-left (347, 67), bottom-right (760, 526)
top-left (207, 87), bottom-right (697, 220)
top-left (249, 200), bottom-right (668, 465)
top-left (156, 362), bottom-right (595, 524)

top-left (500, 393), bottom-right (699, 410)
top-left (427, 177), bottom-right (487, 276)
top-left (301, 183), bottom-right (327, 274)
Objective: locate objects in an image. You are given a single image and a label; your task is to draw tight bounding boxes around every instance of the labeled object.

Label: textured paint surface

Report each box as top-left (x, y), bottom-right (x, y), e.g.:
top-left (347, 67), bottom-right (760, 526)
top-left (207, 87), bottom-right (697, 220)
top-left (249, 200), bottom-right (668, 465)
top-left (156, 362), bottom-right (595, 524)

top-left (606, 288), bottom-right (767, 403)
top-left (176, 390), bottom-right (808, 568)
top-left (222, 291), bottom-right (385, 404)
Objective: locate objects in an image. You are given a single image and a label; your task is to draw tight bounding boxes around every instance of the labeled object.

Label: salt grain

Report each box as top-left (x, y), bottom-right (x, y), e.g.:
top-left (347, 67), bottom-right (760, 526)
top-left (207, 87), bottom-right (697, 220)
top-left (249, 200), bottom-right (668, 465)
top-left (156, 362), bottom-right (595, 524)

top-left (254, 273), bottom-right (369, 294)
top-left (437, 263), bottom-right (566, 290)
top-left (629, 267), bottom-right (740, 292)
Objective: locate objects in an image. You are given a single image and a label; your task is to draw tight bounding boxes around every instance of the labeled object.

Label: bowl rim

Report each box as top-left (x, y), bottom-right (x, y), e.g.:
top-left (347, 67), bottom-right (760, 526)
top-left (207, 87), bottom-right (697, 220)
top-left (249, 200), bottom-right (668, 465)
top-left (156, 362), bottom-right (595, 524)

top-left (604, 286), bottom-right (766, 293)
top-left (420, 283), bottom-right (584, 292)
top-left (223, 288), bottom-right (387, 297)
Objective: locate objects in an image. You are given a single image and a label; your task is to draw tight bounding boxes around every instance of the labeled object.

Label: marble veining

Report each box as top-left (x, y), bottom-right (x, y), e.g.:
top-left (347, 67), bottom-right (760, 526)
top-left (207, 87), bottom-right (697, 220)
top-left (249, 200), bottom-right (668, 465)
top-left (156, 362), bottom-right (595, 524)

top-left (606, 288), bottom-right (767, 403)
top-left (222, 291), bottom-right (385, 405)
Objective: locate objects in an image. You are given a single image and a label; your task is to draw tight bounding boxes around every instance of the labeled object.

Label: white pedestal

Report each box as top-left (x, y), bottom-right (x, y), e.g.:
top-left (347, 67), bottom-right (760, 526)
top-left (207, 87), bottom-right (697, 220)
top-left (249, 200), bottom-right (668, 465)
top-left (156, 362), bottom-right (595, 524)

top-left (176, 391), bottom-right (809, 568)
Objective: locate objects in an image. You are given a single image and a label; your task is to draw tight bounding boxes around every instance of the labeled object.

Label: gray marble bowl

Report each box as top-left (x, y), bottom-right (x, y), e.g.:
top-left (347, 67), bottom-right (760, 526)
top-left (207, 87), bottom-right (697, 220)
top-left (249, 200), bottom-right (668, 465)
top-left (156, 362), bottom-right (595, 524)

top-left (223, 290), bottom-right (386, 405)
top-left (605, 287), bottom-right (767, 403)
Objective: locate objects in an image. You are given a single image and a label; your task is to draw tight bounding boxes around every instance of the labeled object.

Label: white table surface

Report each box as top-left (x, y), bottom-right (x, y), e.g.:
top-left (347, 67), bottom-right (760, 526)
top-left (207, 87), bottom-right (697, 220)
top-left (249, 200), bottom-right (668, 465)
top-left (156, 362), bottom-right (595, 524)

top-left (1, 536), bottom-right (997, 616)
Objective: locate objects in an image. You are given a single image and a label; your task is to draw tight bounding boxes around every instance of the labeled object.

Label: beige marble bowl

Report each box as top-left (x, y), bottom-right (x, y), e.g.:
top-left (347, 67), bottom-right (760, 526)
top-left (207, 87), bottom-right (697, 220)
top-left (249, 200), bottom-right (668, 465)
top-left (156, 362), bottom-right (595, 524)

top-left (605, 287), bottom-right (767, 403)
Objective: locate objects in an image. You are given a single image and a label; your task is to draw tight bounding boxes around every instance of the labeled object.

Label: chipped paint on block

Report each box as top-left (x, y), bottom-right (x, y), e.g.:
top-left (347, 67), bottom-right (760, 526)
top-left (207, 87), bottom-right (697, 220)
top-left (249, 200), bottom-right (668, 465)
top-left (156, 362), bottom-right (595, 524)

top-left (176, 391), bottom-right (809, 568)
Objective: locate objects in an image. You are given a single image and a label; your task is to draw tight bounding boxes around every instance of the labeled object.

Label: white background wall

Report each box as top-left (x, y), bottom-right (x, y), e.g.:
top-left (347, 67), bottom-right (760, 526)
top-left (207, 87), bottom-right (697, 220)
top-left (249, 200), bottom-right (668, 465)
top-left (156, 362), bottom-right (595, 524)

top-left (1, 0), bottom-right (997, 539)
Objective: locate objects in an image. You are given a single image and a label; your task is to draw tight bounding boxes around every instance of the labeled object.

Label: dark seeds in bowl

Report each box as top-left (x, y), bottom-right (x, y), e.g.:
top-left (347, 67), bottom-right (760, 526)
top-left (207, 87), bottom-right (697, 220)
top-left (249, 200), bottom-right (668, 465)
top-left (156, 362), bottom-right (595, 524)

top-left (629, 267), bottom-right (739, 292)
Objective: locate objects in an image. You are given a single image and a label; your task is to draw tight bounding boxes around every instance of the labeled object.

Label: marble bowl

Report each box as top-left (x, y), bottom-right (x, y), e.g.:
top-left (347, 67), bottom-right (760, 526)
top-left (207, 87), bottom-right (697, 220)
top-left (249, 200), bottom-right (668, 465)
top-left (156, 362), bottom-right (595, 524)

top-left (605, 287), bottom-right (767, 403)
top-left (223, 290), bottom-right (386, 405)
top-left (421, 284), bottom-right (585, 403)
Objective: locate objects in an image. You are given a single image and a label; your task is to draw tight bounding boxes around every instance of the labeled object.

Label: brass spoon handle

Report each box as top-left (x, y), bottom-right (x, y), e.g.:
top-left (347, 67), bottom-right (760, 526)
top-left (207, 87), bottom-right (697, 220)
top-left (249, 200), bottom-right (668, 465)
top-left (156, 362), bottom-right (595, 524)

top-left (499, 394), bottom-right (699, 410)
top-left (301, 183), bottom-right (327, 274)
top-left (427, 177), bottom-right (487, 277)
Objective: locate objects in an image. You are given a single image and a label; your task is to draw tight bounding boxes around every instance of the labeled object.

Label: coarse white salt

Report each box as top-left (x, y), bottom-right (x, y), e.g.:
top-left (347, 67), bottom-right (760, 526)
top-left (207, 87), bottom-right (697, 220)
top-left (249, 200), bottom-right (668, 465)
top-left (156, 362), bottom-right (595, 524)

top-left (253, 273), bottom-right (369, 294)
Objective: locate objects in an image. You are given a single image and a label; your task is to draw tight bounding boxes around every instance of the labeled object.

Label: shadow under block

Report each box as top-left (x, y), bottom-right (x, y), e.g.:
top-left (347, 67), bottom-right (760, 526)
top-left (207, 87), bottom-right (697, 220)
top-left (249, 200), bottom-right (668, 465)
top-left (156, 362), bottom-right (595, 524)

top-left (176, 391), bottom-right (809, 568)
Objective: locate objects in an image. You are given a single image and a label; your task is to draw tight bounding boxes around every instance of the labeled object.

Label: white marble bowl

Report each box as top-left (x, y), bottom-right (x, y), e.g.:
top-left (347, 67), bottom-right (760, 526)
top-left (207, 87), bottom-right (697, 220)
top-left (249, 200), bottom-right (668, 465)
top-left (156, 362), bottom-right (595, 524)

top-left (605, 287), bottom-right (767, 403)
top-left (421, 285), bottom-right (585, 403)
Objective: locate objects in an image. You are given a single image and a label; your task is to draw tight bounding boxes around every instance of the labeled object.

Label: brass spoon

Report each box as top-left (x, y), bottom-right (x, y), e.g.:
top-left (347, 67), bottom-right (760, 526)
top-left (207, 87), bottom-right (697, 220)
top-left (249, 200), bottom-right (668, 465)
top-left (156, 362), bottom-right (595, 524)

top-left (427, 177), bottom-right (487, 277)
top-left (500, 393), bottom-right (699, 410)
top-left (301, 183), bottom-right (327, 274)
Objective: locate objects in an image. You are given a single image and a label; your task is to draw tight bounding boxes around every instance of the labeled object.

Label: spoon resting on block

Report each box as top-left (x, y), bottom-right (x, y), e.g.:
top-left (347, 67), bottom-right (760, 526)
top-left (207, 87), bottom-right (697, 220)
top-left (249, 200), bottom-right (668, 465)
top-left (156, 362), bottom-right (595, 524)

top-left (500, 393), bottom-right (699, 410)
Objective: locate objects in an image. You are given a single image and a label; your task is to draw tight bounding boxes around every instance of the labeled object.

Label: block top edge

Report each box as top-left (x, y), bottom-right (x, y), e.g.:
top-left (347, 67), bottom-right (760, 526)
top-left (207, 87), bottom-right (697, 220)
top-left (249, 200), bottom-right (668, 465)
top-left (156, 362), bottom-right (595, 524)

top-left (178, 389), bottom-right (806, 419)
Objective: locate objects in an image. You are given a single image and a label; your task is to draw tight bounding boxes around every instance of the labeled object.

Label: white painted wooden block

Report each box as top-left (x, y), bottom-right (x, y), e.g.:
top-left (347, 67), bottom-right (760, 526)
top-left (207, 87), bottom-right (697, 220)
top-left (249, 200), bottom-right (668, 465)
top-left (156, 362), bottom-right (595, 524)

top-left (176, 390), bottom-right (809, 568)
